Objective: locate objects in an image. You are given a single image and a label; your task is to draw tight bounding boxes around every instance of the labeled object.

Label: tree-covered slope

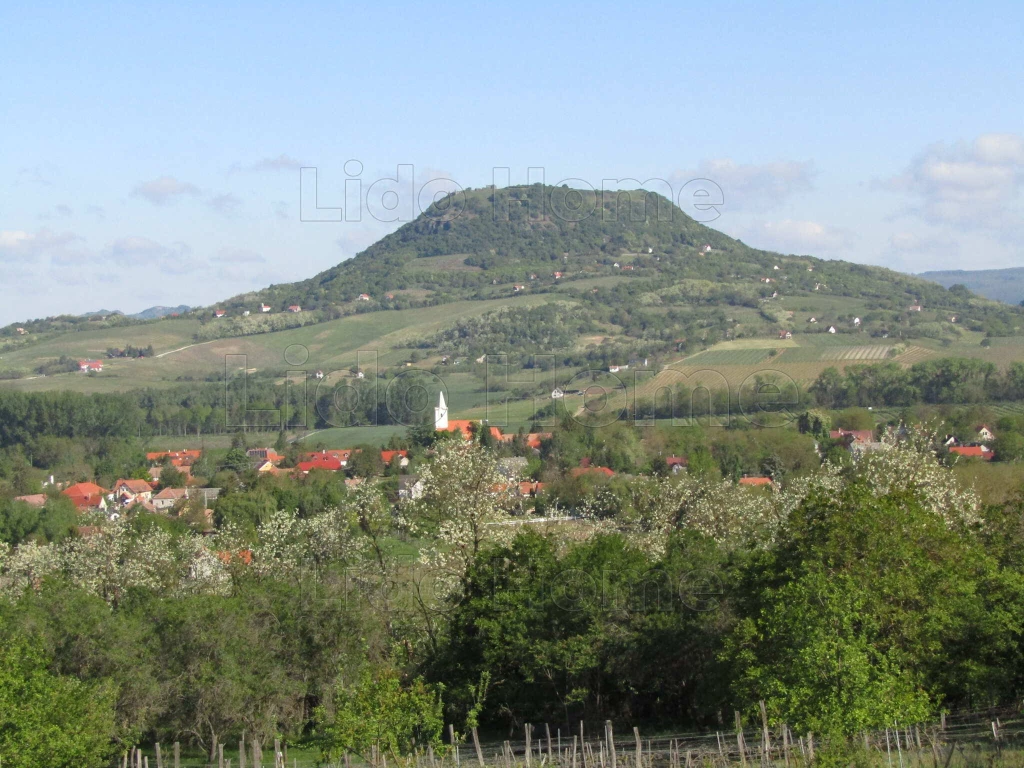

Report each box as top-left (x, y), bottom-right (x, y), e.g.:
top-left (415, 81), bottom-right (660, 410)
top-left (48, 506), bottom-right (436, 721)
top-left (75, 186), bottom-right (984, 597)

top-left (219, 185), bottom-right (978, 316)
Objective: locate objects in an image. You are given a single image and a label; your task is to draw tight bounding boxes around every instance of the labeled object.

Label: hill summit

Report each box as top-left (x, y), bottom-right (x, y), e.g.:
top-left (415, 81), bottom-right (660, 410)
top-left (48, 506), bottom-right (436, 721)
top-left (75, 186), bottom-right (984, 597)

top-left (221, 184), bottom-right (963, 315)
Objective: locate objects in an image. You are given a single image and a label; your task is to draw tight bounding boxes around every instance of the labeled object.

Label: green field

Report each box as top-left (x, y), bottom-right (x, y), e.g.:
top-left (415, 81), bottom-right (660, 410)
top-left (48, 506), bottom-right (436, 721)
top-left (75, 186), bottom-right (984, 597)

top-left (0, 295), bottom-right (564, 393)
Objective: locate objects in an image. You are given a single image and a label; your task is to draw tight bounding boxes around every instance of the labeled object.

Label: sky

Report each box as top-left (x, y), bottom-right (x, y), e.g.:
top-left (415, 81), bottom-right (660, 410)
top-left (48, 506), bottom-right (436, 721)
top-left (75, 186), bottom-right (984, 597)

top-left (1, 0), bottom-right (1022, 325)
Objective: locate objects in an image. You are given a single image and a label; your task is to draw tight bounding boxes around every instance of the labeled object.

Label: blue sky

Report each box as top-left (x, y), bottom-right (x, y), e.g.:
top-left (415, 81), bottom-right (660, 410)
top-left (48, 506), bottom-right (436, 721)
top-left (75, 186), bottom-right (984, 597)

top-left (1, 0), bottom-right (1022, 324)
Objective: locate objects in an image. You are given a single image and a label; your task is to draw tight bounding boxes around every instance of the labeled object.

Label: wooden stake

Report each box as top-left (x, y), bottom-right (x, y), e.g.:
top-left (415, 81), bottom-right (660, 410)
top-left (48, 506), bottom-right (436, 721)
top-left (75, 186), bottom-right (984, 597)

top-left (173, 742), bottom-right (180, 768)
top-left (473, 728), bottom-right (485, 767)
top-left (806, 733), bottom-right (814, 765)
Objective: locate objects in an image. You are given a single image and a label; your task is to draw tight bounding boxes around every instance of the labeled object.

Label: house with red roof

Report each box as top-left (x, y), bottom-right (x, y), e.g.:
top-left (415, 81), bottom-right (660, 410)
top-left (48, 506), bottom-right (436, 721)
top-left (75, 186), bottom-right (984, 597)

top-left (62, 482), bottom-right (109, 511)
top-left (296, 455), bottom-right (344, 473)
top-left (78, 360), bottom-right (103, 373)
top-left (302, 449), bottom-right (354, 466)
top-left (517, 481), bottom-right (545, 497)
top-left (739, 476), bottom-right (772, 487)
top-left (949, 446), bottom-right (994, 461)
top-left (288, 305), bottom-right (302, 313)
top-left (666, 456), bottom-right (688, 473)
top-left (146, 449), bottom-right (202, 466)
top-left (152, 487), bottom-right (189, 511)
top-left (112, 478), bottom-right (155, 506)
top-left (380, 450), bottom-right (409, 468)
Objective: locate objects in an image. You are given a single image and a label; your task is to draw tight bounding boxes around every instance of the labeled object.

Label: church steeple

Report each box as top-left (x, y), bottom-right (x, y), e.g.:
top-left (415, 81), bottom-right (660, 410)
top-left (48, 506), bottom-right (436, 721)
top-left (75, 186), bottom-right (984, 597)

top-left (434, 391), bottom-right (448, 430)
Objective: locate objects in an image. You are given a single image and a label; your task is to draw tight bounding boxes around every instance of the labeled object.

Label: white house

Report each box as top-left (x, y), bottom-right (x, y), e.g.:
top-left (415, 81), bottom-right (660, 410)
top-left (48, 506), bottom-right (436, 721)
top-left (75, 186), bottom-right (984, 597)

top-left (828, 326), bottom-right (837, 334)
top-left (551, 388), bottom-right (564, 399)
top-left (853, 317), bottom-right (861, 326)
top-left (978, 425), bottom-right (995, 442)
top-left (260, 303), bottom-right (271, 313)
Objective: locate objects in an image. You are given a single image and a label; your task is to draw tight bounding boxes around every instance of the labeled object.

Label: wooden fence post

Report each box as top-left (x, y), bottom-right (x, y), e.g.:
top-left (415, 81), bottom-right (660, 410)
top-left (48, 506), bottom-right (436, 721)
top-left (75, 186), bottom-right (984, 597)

top-left (807, 732), bottom-right (814, 765)
top-left (472, 727), bottom-right (485, 767)
top-left (605, 721), bottom-right (616, 768)
top-left (173, 742), bottom-right (180, 768)
top-left (155, 743), bottom-right (162, 768)
top-left (632, 727), bottom-right (641, 768)
top-left (735, 712), bottom-right (747, 768)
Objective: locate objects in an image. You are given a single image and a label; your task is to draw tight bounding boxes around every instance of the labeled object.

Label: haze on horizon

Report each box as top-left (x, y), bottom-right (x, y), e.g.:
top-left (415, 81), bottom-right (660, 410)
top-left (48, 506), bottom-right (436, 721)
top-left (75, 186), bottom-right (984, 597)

top-left (1, 0), bottom-right (1022, 325)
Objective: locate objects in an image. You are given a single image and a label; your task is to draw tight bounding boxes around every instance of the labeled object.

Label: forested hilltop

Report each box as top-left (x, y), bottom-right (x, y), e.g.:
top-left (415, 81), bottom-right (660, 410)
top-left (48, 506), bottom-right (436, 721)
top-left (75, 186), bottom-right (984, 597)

top-left (221, 184), bottom-right (995, 317)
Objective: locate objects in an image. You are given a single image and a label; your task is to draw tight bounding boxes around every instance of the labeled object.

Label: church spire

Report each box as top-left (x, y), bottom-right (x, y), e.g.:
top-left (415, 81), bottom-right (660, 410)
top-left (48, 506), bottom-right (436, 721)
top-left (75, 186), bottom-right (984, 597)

top-left (434, 390), bottom-right (448, 430)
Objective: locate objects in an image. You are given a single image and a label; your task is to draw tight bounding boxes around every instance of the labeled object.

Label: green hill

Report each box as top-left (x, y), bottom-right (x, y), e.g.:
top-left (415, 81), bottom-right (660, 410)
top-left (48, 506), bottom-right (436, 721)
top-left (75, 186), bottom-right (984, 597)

top-left (3, 185), bottom-right (1023, 405)
top-left (222, 185), bottom-right (970, 313)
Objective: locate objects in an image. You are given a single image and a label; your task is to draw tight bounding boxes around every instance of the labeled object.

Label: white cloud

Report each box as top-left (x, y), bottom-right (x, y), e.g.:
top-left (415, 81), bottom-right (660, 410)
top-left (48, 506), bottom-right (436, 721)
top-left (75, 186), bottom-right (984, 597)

top-left (884, 133), bottom-right (1024, 234)
top-left (132, 176), bottom-right (201, 205)
top-left (671, 159), bottom-right (816, 212)
top-left (207, 193), bottom-right (242, 216)
top-left (0, 229), bottom-right (85, 264)
top-left (743, 219), bottom-right (853, 254)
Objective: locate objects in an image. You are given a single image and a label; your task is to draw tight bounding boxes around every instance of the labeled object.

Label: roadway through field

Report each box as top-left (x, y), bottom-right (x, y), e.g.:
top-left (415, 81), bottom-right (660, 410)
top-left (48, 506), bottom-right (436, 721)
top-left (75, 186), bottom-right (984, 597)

top-left (154, 340), bottom-right (217, 358)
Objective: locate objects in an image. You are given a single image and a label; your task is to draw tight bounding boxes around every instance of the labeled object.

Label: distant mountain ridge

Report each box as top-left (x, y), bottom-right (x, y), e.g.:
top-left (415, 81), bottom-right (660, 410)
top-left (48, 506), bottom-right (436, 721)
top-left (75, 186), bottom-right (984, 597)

top-left (920, 268), bottom-right (1024, 306)
top-left (81, 305), bottom-right (191, 320)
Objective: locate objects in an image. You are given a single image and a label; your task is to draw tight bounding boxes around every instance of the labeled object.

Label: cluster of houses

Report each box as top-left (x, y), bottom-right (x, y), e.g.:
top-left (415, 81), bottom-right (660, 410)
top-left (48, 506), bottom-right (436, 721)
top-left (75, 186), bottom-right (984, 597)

top-left (826, 425), bottom-right (997, 461)
top-left (16, 477), bottom-right (220, 523)
top-left (213, 303), bottom-right (303, 319)
top-left (944, 425), bottom-right (996, 461)
top-left (211, 293), bottom-right (389, 319)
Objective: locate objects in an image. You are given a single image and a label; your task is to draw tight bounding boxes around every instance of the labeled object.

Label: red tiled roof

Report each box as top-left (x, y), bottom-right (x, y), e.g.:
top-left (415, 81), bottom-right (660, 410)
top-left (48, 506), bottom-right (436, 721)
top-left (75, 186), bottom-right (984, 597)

top-left (440, 420), bottom-right (476, 440)
top-left (147, 449), bottom-right (201, 464)
top-left (62, 482), bottom-right (108, 509)
top-left (518, 481), bottom-right (545, 496)
top-left (526, 432), bottom-right (551, 449)
top-left (739, 476), bottom-right (772, 486)
top-left (829, 429), bottom-right (875, 444)
top-left (215, 549), bottom-right (253, 565)
top-left (153, 488), bottom-right (188, 500)
top-left (380, 450), bottom-right (408, 464)
top-left (949, 446), bottom-right (994, 460)
top-left (296, 456), bottom-right (344, 472)
top-left (115, 478), bottom-right (154, 494)
top-left (303, 449), bottom-right (354, 462)
top-left (666, 456), bottom-right (687, 467)
top-left (570, 466), bottom-right (615, 478)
